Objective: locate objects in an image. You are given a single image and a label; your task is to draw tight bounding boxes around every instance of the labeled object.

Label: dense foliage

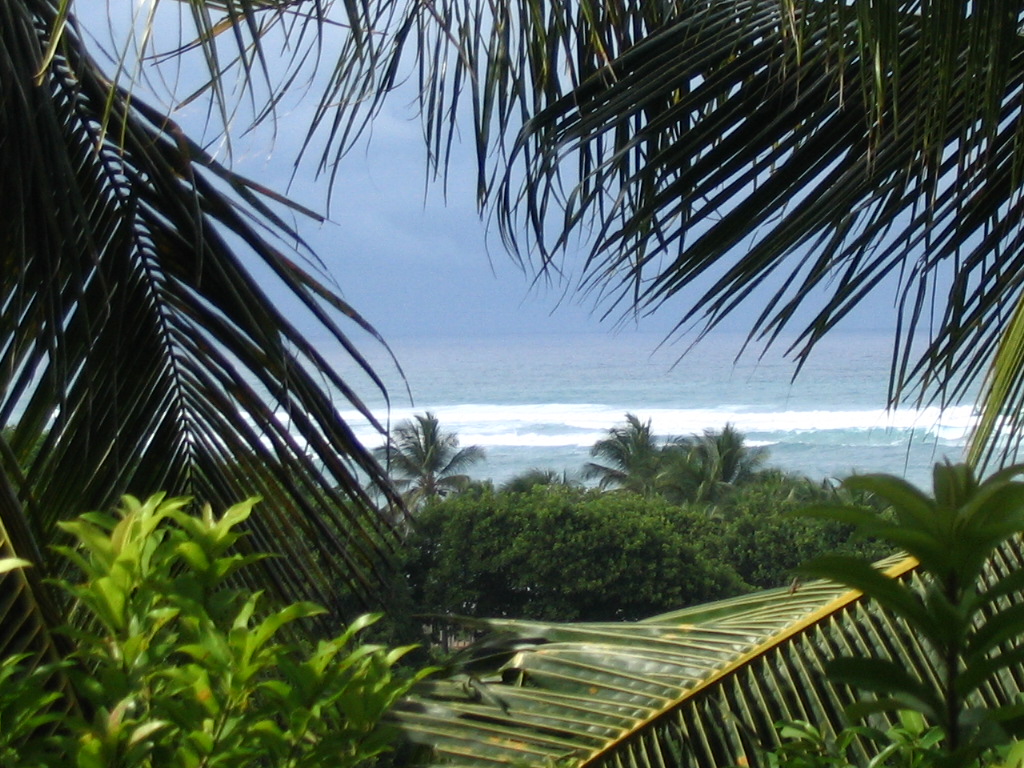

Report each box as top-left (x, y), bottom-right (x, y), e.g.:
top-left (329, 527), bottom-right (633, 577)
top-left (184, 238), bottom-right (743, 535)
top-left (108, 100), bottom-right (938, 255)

top-left (710, 470), bottom-right (891, 589)
top-left (753, 463), bottom-right (1024, 767)
top-left (390, 464), bottom-right (1024, 766)
top-left (0, 495), bottom-right (427, 767)
top-left (402, 486), bottom-right (744, 623)
top-left (396, 475), bottom-right (890, 629)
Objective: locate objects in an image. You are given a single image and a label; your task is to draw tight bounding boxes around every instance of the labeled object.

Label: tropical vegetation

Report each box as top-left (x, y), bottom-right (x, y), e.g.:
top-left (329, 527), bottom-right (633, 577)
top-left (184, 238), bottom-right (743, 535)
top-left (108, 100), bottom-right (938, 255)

top-left (384, 457), bottom-right (889, 642)
top-left (498, 468), bottom-right (579, 494)
top-left (584, 413), bottom-right (666, 495)
top-left (401, 485), bottom-right (746, 625)
top-left (585, 415), bottom-right (769, 504)
top-left (392, 463), bottom-right (1024, 767)
top-left (140, 0), bottom-right (1024, 471)
top-left (10, 0), bottom-right (1024, 767)
top-left (0, 494), bottom-right (428, 767)
top-left (374, 0), bottom-right (1024, 469)
top-left (684, 423), bottom-right (769, 501)
top-left (374, 412), bottom-right (485, 509)
top-left (795, 465), bottom-right (1024, 766)
top-left (1, 0), bottom-right (408, 702)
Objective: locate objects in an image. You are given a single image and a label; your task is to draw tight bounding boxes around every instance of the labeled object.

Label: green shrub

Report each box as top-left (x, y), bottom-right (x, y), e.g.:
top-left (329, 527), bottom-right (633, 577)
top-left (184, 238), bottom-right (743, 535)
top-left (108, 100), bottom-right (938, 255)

top-left (0, 652), bottom-right (66, 765)
top-left (757, 463), bottom-right (1024, 768)
top-left (403, 485), bottom-right (745, 623)
top-left (0, 493), bottom-right (430, 767)
top-left (708, 473), bottom-right (892, 589)
top-left (761, 714), bottom-right (1024, 768)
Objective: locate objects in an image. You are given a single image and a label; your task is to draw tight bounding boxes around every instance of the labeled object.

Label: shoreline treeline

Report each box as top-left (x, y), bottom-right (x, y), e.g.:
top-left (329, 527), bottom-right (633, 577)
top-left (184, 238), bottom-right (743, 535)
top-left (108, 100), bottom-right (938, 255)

top-left (372, 413), bottom-right (892, 647)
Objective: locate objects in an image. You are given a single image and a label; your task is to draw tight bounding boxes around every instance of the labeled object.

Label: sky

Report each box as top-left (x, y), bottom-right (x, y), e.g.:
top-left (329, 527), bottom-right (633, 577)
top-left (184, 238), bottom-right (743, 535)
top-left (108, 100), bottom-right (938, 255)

top-left (230, 104), bottom-right (663, 342)
top-left (259, 124), bottom-right (609, 341)
top-left (91, 5), bottom-right (904, 351)
top-left (228, 96), bottom-right (904, 350)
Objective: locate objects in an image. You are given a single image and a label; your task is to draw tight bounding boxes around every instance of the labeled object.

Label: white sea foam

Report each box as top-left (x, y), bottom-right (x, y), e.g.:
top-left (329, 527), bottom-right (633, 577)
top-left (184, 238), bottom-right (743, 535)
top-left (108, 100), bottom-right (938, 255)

top-left (320, 330), bottom-right (981, 484)
top-left (335, 402), bottom-right (976, 450)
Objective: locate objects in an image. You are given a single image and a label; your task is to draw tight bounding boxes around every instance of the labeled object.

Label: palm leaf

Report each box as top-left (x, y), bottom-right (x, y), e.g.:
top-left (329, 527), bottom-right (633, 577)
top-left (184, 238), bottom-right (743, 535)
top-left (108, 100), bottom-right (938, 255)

top-left (968, 292), bottom-right (1024, 472)
top-left (489, 1), bottom-right (1024, 401)
top-left (0, 473), bottom-right (78, 717)
top-left (135, 0), bottom-right (1024, 470)
top-left (2, 0), bottom-right (401, 666)
top-left (163, 0), bottom-right (1024, 462)
top-left (394, 546), bottom-right (1024, 766)
top-left (0, 484), bottom-right (66, 671)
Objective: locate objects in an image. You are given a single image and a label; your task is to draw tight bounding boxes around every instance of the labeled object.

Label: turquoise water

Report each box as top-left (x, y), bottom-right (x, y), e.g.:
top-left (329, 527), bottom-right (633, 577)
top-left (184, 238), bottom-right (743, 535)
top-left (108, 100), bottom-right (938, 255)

top-left (326, 329), bottom-right (973, 488)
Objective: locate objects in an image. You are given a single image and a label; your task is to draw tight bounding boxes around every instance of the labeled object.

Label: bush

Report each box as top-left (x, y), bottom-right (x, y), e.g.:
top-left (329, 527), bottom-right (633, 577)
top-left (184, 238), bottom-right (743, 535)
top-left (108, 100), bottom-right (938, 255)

top-left (402, 485), bottom-right (746, 623)
top-left (0, 494), bottom-right (430, 767)
top-left (710, 473), bottom-right (892, 589)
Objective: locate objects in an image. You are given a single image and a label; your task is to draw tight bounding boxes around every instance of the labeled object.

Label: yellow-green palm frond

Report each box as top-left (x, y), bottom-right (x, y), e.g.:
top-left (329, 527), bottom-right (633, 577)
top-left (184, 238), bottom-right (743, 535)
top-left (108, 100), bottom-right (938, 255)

top-left (394, 546), bottom-right (1024, 767)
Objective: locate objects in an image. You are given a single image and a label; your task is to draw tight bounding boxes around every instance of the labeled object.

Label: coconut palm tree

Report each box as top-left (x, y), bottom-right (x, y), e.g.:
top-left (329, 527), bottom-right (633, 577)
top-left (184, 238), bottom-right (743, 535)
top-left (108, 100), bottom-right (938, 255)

top-left (696, 424), bottom-right (766, 485)
top-left (637, 424), bottom-right (766, 504)
top-left (685, 423), bottom-right (769, 502)
top-left (652, 442), bottom-right (709, 505)
top-left (583, 413), bottom-right (666, 496)
top-left (376, 412), bottom-right (485, 508)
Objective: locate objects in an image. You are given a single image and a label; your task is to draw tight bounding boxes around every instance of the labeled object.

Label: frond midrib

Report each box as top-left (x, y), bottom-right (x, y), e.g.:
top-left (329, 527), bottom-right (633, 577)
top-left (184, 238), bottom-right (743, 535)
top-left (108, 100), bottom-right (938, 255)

top-left (577, 555), bottom-right (920, 767)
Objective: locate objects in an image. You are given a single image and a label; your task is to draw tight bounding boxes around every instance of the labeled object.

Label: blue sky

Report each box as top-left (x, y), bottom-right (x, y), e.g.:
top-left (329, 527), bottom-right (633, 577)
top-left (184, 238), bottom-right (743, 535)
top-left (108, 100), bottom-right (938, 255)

top-left (88, 6), bottom-right (903, 348)
top-left (228, 94), bottom-right (905, 347)
top-left (229, 102), bottom-right (664, 341)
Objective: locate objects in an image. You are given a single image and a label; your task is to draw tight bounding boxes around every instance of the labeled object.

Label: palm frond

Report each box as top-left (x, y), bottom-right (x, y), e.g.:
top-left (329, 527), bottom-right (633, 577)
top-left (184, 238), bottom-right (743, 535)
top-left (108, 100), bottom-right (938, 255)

top-left (2, 0), bottom-right (400, 639)
top-left (212, 0), bottom-right (1021, 464)
top-left (0, 478), bottom-right (67, 671)
top-left (968, 292), bottom-right (1024, 472)
top-left (492, 2), bottom-right (1024, 411)
top-left (439, 445), bottom-right (487, 478)
top-left (0, 470), bottom-right (78, 718)
top-left (394, 546), bottom-right (1024, 766)
top-left (143, 1), bottom-right (1024, 465)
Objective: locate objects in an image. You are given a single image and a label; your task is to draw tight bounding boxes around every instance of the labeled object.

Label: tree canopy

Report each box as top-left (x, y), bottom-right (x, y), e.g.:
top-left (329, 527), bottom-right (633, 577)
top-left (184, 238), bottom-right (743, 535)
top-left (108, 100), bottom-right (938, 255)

top-left (375, 412), bottom-right (485, 509)
top-left (396, 476), bottom-right (890, 629)
top-left (403, 485), bottom-right (746, 623)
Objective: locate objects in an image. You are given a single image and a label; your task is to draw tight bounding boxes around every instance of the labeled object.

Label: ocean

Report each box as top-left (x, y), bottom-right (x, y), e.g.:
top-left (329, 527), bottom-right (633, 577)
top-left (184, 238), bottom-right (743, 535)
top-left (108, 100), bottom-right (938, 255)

top-left (330, 329), bottom-right (974, 490)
